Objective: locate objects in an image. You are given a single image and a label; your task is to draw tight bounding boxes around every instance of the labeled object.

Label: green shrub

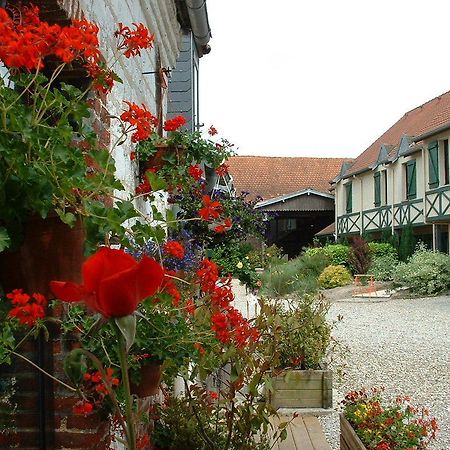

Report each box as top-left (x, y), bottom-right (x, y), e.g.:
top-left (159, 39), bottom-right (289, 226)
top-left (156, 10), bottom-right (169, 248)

top-left (368, 254), bottom-right (399, 281)
top-left (304, 244), bottom-right (350, 267)
top-left (368, 242), bottom-right (397, 259)
top-left (393, 245), bottom-right (450, 295)
top-left (318, 265), bottom-right (353, 289)
top-left (398, 224), bottom-right (416, 262)
top-left (260, 253), bottom-right (328, 298)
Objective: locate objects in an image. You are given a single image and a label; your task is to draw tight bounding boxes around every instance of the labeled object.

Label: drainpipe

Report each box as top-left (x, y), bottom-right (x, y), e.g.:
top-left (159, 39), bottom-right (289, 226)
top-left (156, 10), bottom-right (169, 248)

top-left (359, 176), bottom-right (363, 235)
top-left (334, 184), bottom-right (338, 242)
top-left (422, 146), bottom-right (433, 249)
top-left (184, 0), bottom-right (212, 57)
top-left (390, 164), bottom-right (395, 237)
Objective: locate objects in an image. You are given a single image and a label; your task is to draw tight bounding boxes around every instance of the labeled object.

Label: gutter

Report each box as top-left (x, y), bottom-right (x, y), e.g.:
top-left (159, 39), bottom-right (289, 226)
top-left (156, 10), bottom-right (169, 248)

top-left (413, 122), bottom-right (450, 143)
top-left (184, 0), bottom-right (212, 57)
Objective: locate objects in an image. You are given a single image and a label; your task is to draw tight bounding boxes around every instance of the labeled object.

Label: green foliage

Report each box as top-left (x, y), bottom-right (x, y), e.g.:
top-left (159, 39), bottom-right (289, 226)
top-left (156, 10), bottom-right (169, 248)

top-left (305, 244), bottom-right (351, 267)
top-left (368, 242), bottom-right (398, 259)
top-left (318, 265), bottom-right (353, 289)
top-left (349, 236), bottom-right (371, 274)
top-left (246, 244), bottom-right (283, 269)
top-left (259, 253), bottom-right (328, 298)
top-left (368, 254), bottom-right (399, 281)
top-left (393, 244), bottom-right (450, 295)
top-left (210, 241), bottom-right (260, 290)
top-left (260, 295), bottom-right (332, 370)
top-left (398, 224), bottom-right (416, 262)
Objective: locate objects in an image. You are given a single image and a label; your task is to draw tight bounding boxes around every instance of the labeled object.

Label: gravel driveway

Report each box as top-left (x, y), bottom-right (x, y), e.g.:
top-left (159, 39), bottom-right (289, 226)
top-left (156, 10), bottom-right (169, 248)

top-left (319, 294), bottom-right (450, 450)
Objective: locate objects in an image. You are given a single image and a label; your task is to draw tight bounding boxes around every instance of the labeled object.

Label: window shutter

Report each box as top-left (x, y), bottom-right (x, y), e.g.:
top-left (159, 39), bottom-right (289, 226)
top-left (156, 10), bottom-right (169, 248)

top-left (428, 141), bottom-right (439, 189)
top-left (406, 160), bottom-right (417, 199)
top-left (374, 172), bottom-right (381, 207)
top-left (346, 183), bottom-right (352, 213)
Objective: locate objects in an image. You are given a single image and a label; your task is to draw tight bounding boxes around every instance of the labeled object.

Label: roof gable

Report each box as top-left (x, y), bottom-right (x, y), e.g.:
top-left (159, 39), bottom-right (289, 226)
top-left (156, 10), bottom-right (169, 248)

top-left (344, 90), bottom-right (450, 177)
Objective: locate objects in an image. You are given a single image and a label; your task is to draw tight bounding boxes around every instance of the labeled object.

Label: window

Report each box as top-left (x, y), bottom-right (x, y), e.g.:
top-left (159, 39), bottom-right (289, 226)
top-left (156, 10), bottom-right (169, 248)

top-left (405, 160), bottom-right (417, 200)
top-left (444, 139), bottom-right (449, 185)
top-left (374, 172), bottom-right (381, 207)
top-left (345, 182), bottom-right (352, 213)
top-left (428, 141), bottom-right (439, 189)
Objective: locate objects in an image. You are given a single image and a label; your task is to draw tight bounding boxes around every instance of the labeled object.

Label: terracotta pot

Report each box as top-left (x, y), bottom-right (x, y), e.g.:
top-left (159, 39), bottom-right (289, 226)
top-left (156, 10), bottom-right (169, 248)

top-left (0, 213), bottom-right (85, 297)
top-left (130, 361), bottom-right (162, 398)
top-left (140, 144), bottom-right (186, 173)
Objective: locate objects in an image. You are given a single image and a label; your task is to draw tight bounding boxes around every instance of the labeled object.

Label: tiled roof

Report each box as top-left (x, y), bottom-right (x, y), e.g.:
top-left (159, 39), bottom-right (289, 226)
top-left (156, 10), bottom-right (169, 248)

top-left (316, 222), bottom-right (335, 236)
top-left (346, 90), bottom-right (450, 176)
top-left (227, 156), bottom-right (350, 201)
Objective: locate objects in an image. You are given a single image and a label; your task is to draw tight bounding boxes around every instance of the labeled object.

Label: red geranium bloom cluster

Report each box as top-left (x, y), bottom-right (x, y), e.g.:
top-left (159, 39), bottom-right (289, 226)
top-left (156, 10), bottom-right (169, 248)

top-left (214, 218), bottom-right (232, 234)
top-left (120, 101), bottom-right (159, 143)
top-left (160, 270), bottom-right (182, 307)
top-left (7, 289), bottom-right (47, 327)
top-left (196, 260), bottom-right (259, 348)
top-left (135, 169), bottom-right (156, 196)
top-left (198, 195), bottom-right (222, 221)
top-left (163, 115), bottom-right (187, 132)
top-left (215, 163), bottom-right (229, 177)
top-left (208, 125), bottom-right (218, 136)
top-left (163, 241), bottom-right (185, 259)
top-left (211, 307), bottom-right (259, 348)
top-left (0, 6), bottom-right (99, 70)
top-left (188, 164), bottom-right (203, 181)
top-left (115, 22), bottom-right (154, 58)
top-left (73, 368), bottom-right (120, 416)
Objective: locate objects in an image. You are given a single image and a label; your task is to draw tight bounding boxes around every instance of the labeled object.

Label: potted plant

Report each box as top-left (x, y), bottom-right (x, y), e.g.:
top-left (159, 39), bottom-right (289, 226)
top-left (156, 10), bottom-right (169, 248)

top-left (259, 294), bottom-right (334, 409)
top-left (340, 387), bottom-right (439, 450)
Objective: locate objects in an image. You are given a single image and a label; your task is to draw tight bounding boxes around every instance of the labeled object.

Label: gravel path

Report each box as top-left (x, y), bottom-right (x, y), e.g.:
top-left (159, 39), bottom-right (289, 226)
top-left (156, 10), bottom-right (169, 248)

top-left (319, 295), bottom-right (450, 450)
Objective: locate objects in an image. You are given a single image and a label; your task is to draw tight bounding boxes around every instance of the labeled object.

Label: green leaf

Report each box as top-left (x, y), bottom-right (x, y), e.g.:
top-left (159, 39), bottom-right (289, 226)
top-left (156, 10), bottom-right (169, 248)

top-left (147, 171), bottom-right (168, 192)
top-left (0, 227), bottom-right (11, 251)
top-left (64, 349), bottom-right (87, 384)
top-left (115, 314), bottom-right (136, 352)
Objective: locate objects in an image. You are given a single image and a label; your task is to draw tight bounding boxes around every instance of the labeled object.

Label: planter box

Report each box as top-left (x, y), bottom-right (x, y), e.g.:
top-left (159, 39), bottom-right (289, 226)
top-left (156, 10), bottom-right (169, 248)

top-left (270, 369), bottom-right (332, 409)
top-left (340, 414), bottom-right (366, 450)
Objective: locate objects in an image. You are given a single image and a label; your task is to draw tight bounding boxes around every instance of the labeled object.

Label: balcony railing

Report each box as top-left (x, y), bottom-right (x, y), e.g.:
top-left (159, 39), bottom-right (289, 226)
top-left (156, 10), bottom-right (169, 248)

top-left (425, 185), bottom-right (450, 220)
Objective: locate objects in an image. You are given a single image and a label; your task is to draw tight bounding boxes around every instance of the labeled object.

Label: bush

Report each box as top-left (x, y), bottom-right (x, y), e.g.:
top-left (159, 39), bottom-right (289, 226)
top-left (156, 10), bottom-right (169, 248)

top-left (398, 224), bottom-right (416, 262)
top-left (259, 253), bottom-right (328, 298)
top-left (304, 244), bottom-right (350, 267)
top-left (318, 265), bottom-right (353, 289)
top-left (368, 242), bottom-right (397, 259)
top-left (393, 244), bottom-right (450, 295)
top-left (368, 254), bottom-right (399, 281)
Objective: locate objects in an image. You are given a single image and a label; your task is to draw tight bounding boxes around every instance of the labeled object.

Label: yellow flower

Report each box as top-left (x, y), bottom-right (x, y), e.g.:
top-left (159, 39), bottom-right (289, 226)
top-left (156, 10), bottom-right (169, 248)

top-left (236, 261), bottom-right (243, 269)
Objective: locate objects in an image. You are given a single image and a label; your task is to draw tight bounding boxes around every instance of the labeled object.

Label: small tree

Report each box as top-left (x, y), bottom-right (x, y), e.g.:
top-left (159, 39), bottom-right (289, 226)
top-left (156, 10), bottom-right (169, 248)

top-left (349, 236), bottom-right (371, 274)
top-left (398, 224), bottom-right (416, 262)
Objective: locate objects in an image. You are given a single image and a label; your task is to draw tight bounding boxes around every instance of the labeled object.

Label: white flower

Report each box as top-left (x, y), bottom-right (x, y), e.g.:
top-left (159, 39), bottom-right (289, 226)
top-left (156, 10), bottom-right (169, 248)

top-left (236, 261), bottom-right (243, 269)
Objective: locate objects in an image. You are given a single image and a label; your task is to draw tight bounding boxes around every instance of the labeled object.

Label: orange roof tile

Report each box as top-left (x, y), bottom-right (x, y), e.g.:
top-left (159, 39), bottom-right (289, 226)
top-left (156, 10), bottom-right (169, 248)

top-left (227, 156), bottom-right (350, 201)
top-left (347, 90), bottom-right (450, 176)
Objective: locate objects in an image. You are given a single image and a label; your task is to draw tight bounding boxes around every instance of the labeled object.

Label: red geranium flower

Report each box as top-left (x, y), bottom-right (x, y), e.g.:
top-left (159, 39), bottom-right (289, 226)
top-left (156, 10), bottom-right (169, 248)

top-left (214, 218), bottom-right (232, 234)
top-left (188, 164), bottom-right (203, 181)
top-left (120, 101), bottom-right (158, 143)
top-left (7, 289), bottom-right (47, 327)
top-left (50, 247), bottom-right (164, 318)
top-left (208, 125), bottom-right (218, 136)
top-left (163, 241), bottom-right (185, 259)
top-left (163, 115), bottom-right (186, 132)
top-left (198, 195), bottom-right (222, 221)
top-left (215, 163), bottom-right (229, 177)
top-left (115, 23), bottom-right (154, 58)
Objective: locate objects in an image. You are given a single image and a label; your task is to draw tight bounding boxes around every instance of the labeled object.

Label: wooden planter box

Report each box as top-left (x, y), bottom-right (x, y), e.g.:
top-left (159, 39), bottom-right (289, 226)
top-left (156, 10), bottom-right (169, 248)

top-left (340, 414), bottom-right (366, 450)
top-left (270, 369), bottom-right (332, 409)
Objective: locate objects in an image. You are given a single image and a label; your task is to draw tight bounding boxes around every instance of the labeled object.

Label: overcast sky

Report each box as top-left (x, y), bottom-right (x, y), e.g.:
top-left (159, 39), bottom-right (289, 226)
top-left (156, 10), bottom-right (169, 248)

top-left (200, 0), bottom-right (450, 159)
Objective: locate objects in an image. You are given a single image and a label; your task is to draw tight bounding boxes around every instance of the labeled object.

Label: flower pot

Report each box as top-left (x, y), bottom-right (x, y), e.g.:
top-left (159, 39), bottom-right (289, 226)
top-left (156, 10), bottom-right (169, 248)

top-left (130, 361), bottom-right (162, 398)
top-left (140, 144), bottom-right (186, 173)
top-left (340, 414), bottom-right (367, 450)
top-left (269, 369), bottom-right (332, 409)
top-left (0, 213), bottom-right (85, 297)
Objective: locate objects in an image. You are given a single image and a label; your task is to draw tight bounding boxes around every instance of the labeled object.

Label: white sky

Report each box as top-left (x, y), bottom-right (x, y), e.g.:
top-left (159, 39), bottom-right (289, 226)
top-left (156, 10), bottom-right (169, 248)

top-left (200, 0), bottom-right (450, 159)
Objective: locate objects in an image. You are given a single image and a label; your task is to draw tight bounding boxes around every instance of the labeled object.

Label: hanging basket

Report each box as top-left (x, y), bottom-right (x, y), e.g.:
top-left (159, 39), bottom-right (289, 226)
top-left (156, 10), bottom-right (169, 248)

top-left (0, 213), bottom-right (85, 297)
top-left (130, 361), bottom-right (163, 398)
top-left (139, 144), bottom-right (186, 174)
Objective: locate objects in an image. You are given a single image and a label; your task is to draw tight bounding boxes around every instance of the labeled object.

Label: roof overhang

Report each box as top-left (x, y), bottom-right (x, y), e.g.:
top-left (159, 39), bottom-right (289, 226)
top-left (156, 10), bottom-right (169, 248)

top-left (255, 188), bottom-right (334, 209)
top-left (412, 121), bottom-right (450, 143)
